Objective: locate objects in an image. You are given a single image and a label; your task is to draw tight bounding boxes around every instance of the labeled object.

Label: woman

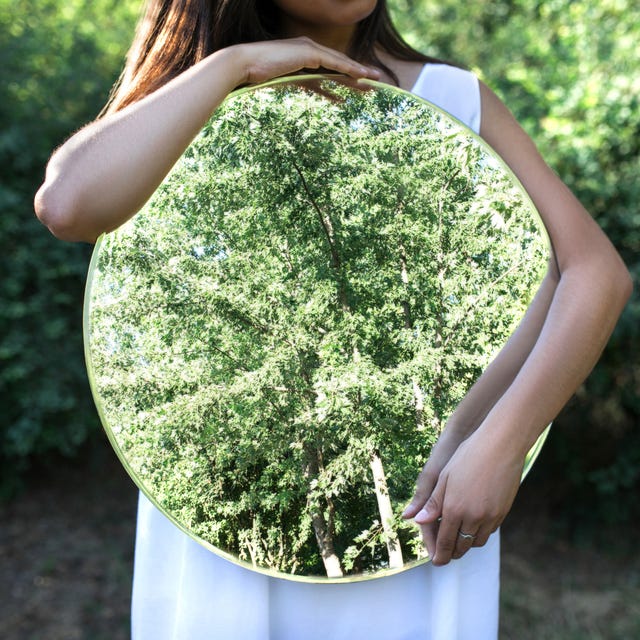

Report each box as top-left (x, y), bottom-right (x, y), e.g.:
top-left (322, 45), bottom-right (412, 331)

top-left (35, 1), bottom-right (631, 638)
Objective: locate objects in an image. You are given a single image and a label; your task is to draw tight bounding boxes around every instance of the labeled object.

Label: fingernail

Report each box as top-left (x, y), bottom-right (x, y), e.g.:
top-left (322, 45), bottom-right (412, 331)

top-left (414, 508), bottom-right (429, 523)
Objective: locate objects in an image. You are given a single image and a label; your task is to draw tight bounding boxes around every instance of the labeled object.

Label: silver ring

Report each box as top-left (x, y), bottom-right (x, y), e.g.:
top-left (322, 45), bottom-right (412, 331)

top-left (457, 530), bottom-right (476, 541)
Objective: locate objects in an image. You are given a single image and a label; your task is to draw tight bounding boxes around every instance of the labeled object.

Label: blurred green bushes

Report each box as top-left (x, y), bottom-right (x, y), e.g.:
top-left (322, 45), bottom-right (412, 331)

top-left (2, 0), bottom-right (638, 530)
top-left (0, 0), bottom-right (139, 495)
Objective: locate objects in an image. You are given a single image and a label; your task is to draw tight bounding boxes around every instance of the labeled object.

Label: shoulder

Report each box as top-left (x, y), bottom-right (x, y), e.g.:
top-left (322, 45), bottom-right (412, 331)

top-left (477, 81), bottom-right (548, 186)
top-left (379, 56), bottom-right (476, 93)
top-left (386, 59), bottom-right (427, 92)
top-left (476, 80), bottom-right (618, 272)
top-left (477, 81), bottom-right (559, 213)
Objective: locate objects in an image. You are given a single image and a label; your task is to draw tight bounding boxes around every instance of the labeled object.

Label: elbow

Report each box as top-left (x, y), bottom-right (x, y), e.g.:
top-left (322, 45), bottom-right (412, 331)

top-left (600, 255), bottom-right (633, 318)
top-left (559, 237), bottom-right (633, 316)
top-left (619, 262), bottom-right (634, 306)
top-left (590, 252), bottom-right (633, 316)
top-left (607, 245), bottom-right (634, 309)
top-left (34, 181), bottom-right (97, 243)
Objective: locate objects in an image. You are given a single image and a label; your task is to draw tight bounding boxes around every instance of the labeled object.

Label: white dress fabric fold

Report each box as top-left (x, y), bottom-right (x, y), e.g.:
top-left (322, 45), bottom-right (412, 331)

top-left (131, 63), bottom-right (500, 640)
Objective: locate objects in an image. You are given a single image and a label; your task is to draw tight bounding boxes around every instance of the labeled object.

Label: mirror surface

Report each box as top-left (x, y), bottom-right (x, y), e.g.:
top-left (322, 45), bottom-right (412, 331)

top-left (85, 76), bottom-right (550, 582)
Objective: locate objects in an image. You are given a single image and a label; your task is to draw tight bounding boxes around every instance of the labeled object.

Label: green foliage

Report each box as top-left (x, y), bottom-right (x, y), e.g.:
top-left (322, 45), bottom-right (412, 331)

top-left (86, 80), bottom-right (547, 575)
top-left (0, 0), bottom-right (141, 494)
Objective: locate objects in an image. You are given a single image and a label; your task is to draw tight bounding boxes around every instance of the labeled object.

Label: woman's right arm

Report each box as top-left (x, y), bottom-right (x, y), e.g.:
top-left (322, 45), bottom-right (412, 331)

top-left (34, 38), bottom-right (380, 243)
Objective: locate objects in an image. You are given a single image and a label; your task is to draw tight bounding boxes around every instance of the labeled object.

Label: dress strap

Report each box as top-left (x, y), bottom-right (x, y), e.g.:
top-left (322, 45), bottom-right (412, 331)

top-left (411, 63), bottom-right (481, 134)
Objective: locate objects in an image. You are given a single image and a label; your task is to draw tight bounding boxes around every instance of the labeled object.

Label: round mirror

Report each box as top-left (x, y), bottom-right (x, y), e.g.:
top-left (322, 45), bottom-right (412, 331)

top-left (84, 75), bottom-right (550, 582)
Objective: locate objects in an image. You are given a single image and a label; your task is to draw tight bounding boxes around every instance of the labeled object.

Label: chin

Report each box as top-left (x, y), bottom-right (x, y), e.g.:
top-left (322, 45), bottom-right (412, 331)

top-left (274, 0), bottom-right (378, 28)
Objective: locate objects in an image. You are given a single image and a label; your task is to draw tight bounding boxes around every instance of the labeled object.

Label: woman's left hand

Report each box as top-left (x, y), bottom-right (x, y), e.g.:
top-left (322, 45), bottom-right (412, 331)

top-left (411, 427), bottom-right (525, 566)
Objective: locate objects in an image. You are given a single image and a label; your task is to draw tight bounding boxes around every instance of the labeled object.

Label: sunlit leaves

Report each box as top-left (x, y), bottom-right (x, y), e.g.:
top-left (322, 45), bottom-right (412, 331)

top-left (87, 79), bottom-right (547, 576)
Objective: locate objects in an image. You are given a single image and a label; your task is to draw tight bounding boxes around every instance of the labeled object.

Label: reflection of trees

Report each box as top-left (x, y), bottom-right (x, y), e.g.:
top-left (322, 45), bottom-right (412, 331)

top-left (88, 80), bottom-right (547, 577)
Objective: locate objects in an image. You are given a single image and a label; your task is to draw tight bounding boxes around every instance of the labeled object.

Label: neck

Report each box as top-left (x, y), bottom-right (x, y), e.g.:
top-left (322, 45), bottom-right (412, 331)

top-left (279, 18), bottom-right (357, 54)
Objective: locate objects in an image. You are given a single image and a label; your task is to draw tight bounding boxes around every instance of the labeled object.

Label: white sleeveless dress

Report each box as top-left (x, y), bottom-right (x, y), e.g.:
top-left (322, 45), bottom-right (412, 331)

top-left (131, 63), bottom-right (499, 640)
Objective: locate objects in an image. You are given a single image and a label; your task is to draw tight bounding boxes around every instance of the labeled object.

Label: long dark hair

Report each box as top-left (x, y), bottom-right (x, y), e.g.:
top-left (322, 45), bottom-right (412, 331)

top-left (105, 0), bottom-right (441, 113)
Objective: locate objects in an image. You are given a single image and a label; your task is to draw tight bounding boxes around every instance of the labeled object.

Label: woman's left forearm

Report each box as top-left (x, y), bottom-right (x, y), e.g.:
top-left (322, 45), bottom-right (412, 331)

top-left (478, 257), bottom-right (632, 458)
top-left (444, 257), bottom-right (559, 439)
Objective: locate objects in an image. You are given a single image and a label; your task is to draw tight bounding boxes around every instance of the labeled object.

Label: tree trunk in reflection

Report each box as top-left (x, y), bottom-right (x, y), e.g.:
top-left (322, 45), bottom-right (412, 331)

top-left (400, 241), bottom-right (426, 432)
top-left (304, 447), bottom-right (343, 578)
top-left (300, 164), bottom-right (402, 573)
top-left (370, 450), bottom-right (404, 569)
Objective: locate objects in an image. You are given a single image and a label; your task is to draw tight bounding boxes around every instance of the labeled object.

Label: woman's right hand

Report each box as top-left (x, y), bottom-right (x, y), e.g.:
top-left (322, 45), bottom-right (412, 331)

top-left (35, 38), bottom-right (379, 243)
top-left (401, 421), bottom-right (472, 559)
